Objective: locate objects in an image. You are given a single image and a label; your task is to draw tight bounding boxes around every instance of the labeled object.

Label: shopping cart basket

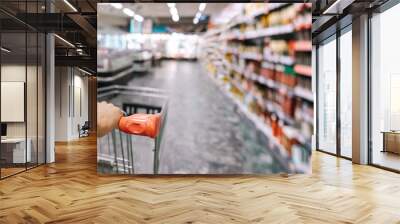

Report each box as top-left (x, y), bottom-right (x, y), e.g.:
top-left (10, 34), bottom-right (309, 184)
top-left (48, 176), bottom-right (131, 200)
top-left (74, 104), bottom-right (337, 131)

top-left (97, 85), bottom-right (168, 174)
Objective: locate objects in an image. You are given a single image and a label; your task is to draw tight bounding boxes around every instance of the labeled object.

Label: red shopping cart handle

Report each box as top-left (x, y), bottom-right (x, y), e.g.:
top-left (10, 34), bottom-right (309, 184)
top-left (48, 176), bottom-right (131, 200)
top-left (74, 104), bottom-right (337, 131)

top-left (119, 113), bottom-right (161, 138)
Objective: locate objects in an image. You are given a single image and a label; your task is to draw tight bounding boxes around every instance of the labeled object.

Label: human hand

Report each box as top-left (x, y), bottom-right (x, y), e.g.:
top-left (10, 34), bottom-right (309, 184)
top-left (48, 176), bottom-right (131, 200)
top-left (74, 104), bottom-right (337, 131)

top-left (97, 101), bottom-right (123, 137)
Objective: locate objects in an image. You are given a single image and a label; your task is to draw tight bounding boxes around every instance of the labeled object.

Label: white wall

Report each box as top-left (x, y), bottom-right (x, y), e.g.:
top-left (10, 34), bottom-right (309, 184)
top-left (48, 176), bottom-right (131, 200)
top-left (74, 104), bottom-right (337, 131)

top-left (1, 65), bottom-right (26, 135)
top-left (54, 67), bottom-right (89, 141)
top-left (71, 73), bottom-right (89, 138)
top-left (55, 67), bottom-right (69, 141)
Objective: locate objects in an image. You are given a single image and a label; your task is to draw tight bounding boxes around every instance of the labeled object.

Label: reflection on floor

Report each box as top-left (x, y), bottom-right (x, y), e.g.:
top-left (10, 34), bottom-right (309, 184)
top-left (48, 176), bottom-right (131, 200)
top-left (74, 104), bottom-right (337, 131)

top-left (0, 162), bottom-right (41, 179)
top-left (0, 167), bottom-right (25, 178)
top-left (0, 136), bottom-right (400, 223)
top-left (373, 150), bottom-right (400, 171)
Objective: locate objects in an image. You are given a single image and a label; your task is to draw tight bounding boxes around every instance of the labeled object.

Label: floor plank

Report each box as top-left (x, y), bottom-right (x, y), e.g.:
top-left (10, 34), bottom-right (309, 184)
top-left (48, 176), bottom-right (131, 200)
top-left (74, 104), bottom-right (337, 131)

top-left (0, 136), bottom-right (399, 223)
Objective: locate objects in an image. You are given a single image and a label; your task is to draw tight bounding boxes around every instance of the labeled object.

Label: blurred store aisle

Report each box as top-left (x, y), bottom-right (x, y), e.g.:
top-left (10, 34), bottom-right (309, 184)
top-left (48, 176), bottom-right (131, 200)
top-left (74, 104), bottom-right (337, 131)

top-left (128, 61), bottom-right (286, 174)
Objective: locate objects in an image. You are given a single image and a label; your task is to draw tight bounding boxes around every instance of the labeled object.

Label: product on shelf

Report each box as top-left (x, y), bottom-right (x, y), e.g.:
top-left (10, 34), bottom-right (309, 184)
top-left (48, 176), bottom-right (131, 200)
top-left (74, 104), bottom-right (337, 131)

top-left (260, 67), bottom-right (275, 80)
top-left (275, 69), bottom-right (296, 87)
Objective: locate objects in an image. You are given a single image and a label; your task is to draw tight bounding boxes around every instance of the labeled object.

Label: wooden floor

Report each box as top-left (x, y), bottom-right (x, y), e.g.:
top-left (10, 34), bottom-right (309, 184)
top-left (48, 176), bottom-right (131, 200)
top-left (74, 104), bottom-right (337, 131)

top-left (1, 167), bottom-right (26, 178)
top-left (373, 151), bottom-right (400, 171)
top-left (1, 136), bottom-right (400, 223)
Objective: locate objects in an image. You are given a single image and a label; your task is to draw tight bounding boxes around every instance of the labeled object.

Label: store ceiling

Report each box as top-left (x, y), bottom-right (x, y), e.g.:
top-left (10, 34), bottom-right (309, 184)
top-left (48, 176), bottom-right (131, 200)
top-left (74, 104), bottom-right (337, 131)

top-left (98, 3), bottom-right (228, 18)
top-left (97, 3), bottom-right (229, 33)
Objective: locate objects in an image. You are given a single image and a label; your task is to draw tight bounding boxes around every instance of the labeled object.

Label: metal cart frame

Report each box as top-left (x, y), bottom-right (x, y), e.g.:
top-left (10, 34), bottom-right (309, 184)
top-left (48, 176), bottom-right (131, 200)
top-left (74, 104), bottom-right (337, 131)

top-left (98, 85), bottom-right (168, 174)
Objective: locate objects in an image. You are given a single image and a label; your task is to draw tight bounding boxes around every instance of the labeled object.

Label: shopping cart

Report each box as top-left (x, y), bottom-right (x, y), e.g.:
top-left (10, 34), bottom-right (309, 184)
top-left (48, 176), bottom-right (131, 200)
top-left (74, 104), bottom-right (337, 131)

top-left (97, 85), bottom-right (168, 174)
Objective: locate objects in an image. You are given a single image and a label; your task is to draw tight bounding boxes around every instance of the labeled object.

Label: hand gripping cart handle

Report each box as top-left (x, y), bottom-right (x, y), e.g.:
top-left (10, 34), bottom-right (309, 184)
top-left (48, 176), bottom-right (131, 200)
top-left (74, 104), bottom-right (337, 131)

top-left (116, 112), bottom-right (165, 174)
top-left (118, 113), bottom-right (161, 139)
top-left (97, 85), bottom-right (168, 175)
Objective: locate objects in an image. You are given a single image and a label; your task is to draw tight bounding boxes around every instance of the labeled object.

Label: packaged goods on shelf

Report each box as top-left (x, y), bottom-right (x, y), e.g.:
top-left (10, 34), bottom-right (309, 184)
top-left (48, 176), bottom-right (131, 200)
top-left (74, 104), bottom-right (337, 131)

top-left (260, 67), bottom-right (275, 80)
top-left (202, 3), bottom-right (312, 173)
top-left (268, 40), bottom-right (289, 54)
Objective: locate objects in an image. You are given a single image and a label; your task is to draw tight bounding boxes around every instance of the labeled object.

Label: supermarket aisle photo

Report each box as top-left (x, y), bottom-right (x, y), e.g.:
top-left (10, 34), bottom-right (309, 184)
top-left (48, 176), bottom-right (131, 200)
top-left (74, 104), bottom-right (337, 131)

top-left (97, 3), bottom-right (312, 174)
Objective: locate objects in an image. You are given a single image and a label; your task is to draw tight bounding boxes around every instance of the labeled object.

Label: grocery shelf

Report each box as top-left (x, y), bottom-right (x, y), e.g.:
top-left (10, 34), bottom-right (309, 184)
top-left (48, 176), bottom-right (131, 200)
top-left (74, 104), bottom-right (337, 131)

top-left (294, 86), bottom-right (313, 102)
top-left (207, 69), bottom-right (311, 173)
top-left (264, 54), bottom-right (295, 66)
top-left (240, 52), bottom-right (263, 61)
top-left (207, 62), bottom-right (311, 170)
top-left (224, 3), bottom-right (290, 32)
top-left (202, 3), bottom-right (312, 173)
top-left (294, 22), bottom-right (312, 31)
top-left (221, 24), bottom-right (295, 41)
top-left (244, 24), bottom-right (295, 39)
top-left (206, 71), bottom-right (291, 168)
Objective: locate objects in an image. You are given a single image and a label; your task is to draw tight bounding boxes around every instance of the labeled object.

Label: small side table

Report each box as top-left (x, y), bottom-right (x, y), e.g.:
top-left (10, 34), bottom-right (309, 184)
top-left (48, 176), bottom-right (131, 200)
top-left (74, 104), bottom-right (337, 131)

top-left (381, 131), bottom-right (400, 154)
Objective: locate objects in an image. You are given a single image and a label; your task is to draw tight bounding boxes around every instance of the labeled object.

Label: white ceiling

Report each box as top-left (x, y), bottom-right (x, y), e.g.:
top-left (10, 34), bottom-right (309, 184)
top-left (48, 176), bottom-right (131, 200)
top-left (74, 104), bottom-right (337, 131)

top-left (98, 3), bottom-right (229, 19)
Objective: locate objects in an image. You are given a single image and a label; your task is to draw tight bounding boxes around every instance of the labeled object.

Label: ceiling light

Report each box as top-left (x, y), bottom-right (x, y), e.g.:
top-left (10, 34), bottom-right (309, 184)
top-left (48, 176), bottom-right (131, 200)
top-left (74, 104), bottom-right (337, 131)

top-left (54, 34), bottom-right (75, 48)
top-left (167, 3), bottom-right (176, 8)
top-left (172, 14), bottom-right (179, 22)
top-left (169, 7), bottom-right (178, 15)
top-left (63, 0), bottom-right (78, 12)
top-left (199, 3), bottom-right (206, 12)
top-left (110, 3), bottom-right (123, 9)
top-left (195, 12), bottom-right (201, 19)
top-left (123, 8), bottom-right (135, 17)
top-left (1, 47), bottom-right (11, 53)
top-left (134, 14), bottom-right (144, 22)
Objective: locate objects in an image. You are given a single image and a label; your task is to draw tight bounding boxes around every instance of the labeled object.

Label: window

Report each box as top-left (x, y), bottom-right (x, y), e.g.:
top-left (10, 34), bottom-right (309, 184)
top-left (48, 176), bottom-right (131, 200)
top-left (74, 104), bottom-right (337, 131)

top-left (317, 36), bottom-right (337, 154)
top-left (370, 2), bottom-right (400, 171)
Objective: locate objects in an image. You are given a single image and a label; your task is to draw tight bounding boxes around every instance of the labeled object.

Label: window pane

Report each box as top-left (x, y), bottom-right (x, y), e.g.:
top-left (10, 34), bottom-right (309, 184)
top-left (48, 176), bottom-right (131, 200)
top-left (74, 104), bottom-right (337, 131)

top-left (318, 37), bottom-right (337, 154)
top-left (340, 29), bottom-right (352, 158)
top-left (27, 31), bottom-right (38, 168)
